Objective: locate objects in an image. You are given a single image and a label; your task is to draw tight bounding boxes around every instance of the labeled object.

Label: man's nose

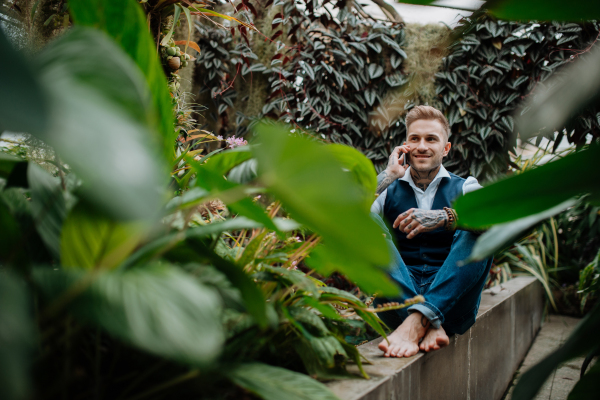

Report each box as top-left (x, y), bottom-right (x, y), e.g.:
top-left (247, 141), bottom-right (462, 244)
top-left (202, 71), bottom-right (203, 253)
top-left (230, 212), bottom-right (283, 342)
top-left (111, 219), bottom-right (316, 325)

top-left (416, 139), bottom-right (428, 151)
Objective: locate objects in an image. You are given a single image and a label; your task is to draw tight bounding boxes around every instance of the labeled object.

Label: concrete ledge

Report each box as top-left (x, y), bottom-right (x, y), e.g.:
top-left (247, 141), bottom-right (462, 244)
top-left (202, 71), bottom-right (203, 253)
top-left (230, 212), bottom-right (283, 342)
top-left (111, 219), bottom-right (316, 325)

top-left (327, 277), bottom-right (544, 400)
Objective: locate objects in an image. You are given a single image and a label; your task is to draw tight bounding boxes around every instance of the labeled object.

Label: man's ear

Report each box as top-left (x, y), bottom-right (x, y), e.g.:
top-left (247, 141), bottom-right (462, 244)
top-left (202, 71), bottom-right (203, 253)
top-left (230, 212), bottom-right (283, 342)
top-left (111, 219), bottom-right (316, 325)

top-left (443, 141), bottom-right (451, 157)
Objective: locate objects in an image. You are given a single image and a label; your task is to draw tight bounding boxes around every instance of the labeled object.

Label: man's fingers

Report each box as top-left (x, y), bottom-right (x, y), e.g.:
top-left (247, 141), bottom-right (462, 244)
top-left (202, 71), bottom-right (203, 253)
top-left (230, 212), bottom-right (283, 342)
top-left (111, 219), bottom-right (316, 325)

top-left (406, 226), bottom-right (421, 239)
top-left (393, 209), bottom-right (414, 228)
top-left (393, 212), bottom-right (409, 228)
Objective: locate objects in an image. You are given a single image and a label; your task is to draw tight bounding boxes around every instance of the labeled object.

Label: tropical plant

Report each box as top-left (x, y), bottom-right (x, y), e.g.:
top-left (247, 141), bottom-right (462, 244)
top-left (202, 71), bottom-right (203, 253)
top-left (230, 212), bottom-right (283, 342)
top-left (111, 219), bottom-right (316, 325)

top-left (436, 15), bottom-right (600, 181)
top-left (0, 0), bottom-right (429, 399)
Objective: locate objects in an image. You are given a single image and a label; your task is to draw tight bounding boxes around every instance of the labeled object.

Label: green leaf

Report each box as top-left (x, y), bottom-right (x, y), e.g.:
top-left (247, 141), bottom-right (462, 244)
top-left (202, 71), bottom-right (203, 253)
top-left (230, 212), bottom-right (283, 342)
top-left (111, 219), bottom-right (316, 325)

top-left (515, 45), bottom-right (600, 141)
top-left (61, 201), bottom-right (146, 269)
top-left (187, 153), bottom-right (278, 231)
top-left (33, 266), bottom-right (223, 368)
top-left (164, 187), bottom-right (211, 212)
top-left (0, 194), bottom-right (23, 265)
top-left (454, 145), bottom-right (600, 228)
top-left (307, 244), bottom-right (399, 296)
top-left (36, 27), bottom-right (167, 220)
top-left (327, 144), bottom-right (377, 210)
top-left (160, 4), bottom-right (182, 46)
top-left (465, 198), bottom-right (579, 262)
top-left (0, 153), bottom-right (26, 180)
top-left (186, 239), bottom-right (270, 329)
top-left (228, 362), bottom-right (341, 400)
top-left (28, 163), bottom-right (66, 259)
top-left (512, 303), bottom-right (600, 400)
top-left (252, 122), bottom-right (390, 268)
top-left (121, 216), bottom-right (264, 268)
top-left (228, 159), bottom-right (258, 184)
top-left (69, 0), bottom-right (174, 161)
top-left (260, 265), bottom-right (320, 298)
top-left (301, 296), bottom-right (342, 321)
top-left (0, 272), bottom-right (34, 400)
top-left (567, 360), bottom-right (600, 400)
top-left (237, 231), bottom-right (267, 267)
top-left (0, 28), bottom-right (49, 135)
top-left (485, 0), bottom-right (600, 21)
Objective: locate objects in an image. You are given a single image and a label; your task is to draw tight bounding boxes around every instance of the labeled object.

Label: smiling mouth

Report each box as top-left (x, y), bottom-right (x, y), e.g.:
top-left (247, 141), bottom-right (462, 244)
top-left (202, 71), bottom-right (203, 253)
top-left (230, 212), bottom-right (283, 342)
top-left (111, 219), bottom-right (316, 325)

top-left (413, 154), bottom-right (431, 159)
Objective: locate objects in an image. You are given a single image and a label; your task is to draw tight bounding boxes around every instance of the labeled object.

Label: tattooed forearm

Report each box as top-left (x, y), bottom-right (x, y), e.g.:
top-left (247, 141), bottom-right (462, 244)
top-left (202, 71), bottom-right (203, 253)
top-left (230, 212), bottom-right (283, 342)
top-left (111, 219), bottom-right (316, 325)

top-left (376, 171), bottom-right (396, 195)
top-left (411, 209), bottom-right (447, 229)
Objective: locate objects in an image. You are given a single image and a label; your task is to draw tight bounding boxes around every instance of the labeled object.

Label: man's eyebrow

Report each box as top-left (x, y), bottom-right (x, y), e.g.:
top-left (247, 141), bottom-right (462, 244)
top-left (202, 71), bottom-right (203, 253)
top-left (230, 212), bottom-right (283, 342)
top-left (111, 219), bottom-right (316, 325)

top-left (407, 133), bottom-right (442, 138)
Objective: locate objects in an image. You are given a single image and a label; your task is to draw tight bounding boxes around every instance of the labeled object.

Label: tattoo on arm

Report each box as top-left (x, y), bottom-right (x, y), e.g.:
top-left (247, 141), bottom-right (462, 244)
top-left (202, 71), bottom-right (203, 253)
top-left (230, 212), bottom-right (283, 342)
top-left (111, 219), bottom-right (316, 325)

top-left (376, 171), bottom-right (396, 195)
top-left (411, 209), bottom-right (447, 229)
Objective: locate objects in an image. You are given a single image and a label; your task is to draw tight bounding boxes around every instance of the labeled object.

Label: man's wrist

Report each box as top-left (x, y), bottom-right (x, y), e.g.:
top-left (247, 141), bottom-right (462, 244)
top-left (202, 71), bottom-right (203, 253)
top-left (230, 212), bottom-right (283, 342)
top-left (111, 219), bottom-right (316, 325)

top-left (385, 167), bottom-right (403, 181)
top-left (443, 207), bottom-right (457, 231)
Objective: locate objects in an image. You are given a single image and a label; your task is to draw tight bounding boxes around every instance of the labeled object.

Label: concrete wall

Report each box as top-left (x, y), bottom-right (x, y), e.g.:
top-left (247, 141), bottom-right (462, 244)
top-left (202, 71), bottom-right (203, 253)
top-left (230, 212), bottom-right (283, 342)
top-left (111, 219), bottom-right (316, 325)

top-left (326, 277), bottom-right (544, 400)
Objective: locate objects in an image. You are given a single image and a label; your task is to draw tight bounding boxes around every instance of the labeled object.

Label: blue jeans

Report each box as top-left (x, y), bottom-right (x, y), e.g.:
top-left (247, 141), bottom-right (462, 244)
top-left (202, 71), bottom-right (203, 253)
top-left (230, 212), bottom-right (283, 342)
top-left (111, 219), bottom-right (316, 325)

top-left (372, 214), bottom-right (493, 335)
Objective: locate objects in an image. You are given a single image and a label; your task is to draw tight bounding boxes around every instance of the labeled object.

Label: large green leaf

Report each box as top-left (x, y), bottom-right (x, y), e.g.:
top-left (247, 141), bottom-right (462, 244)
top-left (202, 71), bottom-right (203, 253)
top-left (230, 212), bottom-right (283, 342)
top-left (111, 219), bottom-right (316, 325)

top-left (69, 0), bottom-right (174, 160)
top-left (0, 28), bottom-right (49, 135)
top-left (252, 122), bottom-right (390, 268)
top-left (306, 245), bottom-right (399, 296)
top-left (512, 303), bottom-right (600, 400)
top-left (454, 145), bottom-right (600, 228)
top-left (515, 45), bottom-right (600, 141)
top-left (184, 238), bottom-right (270, 329)
top-left (28, 163), bottom-right (66, 259)
top-left (120, 217), bottom-right (270, 328)
top-left (61, 201), bottom-right (146, 269)
top-left (228, 362), bottom-right (341, 400)
top-left (0, 272), bottom-right (34, 400)
top-left (33, 266), bottom-right (224, 368)
top-left (35, 27), bottom-right (166, 220)
top-left (327, 144), bottom-right (377, 210)
top-left (465, 198), bottom-right (579, 262)
top-left (485, 0), bottom-right (600, 21)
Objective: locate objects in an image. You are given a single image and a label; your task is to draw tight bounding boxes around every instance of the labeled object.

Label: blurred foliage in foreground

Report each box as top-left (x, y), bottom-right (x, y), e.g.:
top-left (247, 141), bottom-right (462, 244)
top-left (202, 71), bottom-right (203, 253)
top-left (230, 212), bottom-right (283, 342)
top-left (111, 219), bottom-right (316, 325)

top-left (0, 1), bottom-right (424, 399)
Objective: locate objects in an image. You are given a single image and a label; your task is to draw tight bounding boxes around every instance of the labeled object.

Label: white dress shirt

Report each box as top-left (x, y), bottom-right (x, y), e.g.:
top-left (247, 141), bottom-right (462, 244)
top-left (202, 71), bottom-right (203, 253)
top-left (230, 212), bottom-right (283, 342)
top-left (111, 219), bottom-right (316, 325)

top-left (370, 165), bottom-right (482, 214)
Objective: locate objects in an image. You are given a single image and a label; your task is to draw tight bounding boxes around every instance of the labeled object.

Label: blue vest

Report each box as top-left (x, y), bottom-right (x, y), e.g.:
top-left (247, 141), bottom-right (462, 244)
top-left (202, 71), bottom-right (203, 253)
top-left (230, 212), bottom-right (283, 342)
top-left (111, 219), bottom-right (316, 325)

top-left (383, 173), bottom-right (465, 267)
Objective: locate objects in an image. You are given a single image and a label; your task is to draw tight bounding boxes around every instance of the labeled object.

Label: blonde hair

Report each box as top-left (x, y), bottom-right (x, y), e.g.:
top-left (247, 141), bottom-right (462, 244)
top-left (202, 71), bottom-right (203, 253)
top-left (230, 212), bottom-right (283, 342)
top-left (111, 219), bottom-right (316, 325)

top-left (405, 105), bottom-right (450, 139)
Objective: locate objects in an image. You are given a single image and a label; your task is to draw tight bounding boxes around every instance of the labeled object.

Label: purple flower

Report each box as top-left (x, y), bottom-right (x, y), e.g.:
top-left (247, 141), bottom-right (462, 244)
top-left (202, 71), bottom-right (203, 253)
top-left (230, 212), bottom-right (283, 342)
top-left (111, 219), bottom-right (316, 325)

top-left (224, 136), bottom-right (248, 149)
top-left (216, 135), bottom-right (223, 141)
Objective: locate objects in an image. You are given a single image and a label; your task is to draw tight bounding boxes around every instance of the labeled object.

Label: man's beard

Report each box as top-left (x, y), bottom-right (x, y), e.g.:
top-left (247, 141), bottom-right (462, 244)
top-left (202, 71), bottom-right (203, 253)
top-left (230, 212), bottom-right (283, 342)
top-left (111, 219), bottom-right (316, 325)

top-left (410, 153), bottom-right (443, 173)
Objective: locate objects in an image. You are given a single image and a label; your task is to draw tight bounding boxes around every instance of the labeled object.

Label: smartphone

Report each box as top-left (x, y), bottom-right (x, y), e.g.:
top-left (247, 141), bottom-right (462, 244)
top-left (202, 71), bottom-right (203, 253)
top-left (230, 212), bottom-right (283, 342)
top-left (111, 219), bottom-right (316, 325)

top-left (403, 151), bottom-right (410, 167)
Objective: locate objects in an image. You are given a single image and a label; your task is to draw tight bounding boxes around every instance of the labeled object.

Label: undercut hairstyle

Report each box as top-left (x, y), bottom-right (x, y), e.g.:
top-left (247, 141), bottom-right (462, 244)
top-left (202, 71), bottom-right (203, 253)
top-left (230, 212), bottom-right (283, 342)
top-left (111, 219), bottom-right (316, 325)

top-left (405, 105), bottom-right (450, 140)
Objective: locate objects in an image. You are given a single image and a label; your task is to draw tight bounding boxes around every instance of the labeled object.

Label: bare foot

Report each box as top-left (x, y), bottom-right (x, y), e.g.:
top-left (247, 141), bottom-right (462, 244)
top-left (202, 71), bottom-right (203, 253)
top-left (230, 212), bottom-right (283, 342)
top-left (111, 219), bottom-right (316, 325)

top-left (419, 325), bottom-right (450, 352)
top-left (378, 312), bottom-right (429, 358)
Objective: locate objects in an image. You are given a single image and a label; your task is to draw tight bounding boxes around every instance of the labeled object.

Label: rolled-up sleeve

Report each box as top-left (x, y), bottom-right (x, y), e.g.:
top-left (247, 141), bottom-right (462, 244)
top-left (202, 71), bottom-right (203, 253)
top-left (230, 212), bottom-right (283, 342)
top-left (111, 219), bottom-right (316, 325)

top-left (462, 176), bottom-right (482, 194)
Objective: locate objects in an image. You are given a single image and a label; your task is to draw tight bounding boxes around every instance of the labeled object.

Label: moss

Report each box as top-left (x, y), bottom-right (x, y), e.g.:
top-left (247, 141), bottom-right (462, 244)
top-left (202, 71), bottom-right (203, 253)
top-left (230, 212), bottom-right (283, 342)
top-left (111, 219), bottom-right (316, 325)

top-left (376, 22), bottom-right (450, 127)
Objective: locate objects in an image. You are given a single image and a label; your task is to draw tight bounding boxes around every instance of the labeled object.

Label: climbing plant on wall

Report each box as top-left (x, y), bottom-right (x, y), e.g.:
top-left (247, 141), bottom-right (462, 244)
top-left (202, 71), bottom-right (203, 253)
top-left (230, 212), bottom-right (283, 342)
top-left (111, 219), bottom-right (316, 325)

top-left (437, 16), bottom-right (600, 181)
top-left (194, 0), bottom-right (410, 166)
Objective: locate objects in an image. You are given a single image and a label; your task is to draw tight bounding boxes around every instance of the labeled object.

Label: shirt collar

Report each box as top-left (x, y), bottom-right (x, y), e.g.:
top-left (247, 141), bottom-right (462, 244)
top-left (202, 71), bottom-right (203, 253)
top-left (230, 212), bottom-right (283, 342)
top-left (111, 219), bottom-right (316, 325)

top-left (400, 165), bottom-right (450, 190)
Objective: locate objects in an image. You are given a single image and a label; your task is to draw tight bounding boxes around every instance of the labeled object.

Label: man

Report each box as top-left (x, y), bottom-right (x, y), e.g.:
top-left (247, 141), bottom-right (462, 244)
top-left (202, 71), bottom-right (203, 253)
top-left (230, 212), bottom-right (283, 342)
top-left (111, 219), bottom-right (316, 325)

top-left (371, 105), bottom-right (492, 358)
